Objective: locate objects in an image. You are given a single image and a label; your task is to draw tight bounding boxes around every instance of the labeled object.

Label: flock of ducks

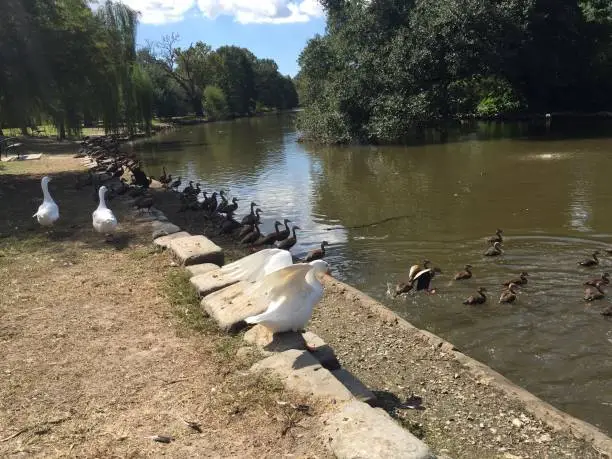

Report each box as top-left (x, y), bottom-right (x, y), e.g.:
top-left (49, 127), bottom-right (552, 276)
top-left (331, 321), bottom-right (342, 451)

top-left (392, 229), bottom-right (612, 317)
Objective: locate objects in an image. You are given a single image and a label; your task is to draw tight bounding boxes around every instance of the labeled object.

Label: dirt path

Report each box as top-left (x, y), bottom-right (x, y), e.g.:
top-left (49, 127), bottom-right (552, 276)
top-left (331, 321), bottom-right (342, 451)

top-left (0, 159), bottom-right (329, 457)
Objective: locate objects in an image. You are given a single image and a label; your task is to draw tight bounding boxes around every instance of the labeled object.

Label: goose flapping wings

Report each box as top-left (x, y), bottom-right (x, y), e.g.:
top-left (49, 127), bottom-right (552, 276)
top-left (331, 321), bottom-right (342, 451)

top-left (219, 248), bottom-right (293, 283)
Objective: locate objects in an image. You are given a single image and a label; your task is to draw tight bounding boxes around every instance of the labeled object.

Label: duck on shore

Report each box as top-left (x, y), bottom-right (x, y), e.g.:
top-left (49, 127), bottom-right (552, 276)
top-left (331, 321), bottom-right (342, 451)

top-left (33, 176), bottom-right (60, 227)
top-left (253, 221), bottom-right (283, 247)
top-left (276, 225), bottom-right (300, 250)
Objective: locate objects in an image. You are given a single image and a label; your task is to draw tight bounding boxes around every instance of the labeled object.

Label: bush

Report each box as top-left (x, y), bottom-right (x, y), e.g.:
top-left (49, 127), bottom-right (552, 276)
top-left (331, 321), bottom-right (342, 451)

top-left (203, 86), bottom-right (229, 120)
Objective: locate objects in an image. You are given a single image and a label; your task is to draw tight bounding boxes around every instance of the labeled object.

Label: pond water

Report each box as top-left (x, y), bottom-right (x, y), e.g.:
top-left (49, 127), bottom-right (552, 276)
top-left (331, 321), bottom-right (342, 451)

top-left (134, 113), bottom-right (612, 434)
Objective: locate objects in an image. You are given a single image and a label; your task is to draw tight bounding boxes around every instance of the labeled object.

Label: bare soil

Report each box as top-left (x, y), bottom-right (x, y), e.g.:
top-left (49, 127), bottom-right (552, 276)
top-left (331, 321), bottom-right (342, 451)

top-left (0, 158), bottom-right (330, 458)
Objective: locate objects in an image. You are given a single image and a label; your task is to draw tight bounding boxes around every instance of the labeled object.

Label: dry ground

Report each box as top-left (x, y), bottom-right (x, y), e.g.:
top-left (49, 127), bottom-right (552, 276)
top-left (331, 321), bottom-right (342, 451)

top-left (0, 157), bottom-right (330, 458)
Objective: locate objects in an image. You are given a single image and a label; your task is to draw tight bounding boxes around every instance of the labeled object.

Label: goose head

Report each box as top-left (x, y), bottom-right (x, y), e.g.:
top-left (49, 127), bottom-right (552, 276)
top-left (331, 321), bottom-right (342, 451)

top-left (255, 208), bottom-right (263, 216)
top-left (309, 259), bottom-right (331, 278)
top-left (321, 240), bottom-right (330, 248)
top-left (232, 197), bottom-right (239, 204)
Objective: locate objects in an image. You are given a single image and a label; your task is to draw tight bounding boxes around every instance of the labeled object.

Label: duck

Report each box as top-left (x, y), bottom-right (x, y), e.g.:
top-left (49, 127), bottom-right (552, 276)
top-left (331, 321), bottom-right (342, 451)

top-left (241, 202), bottom-right (260, 225)
top-left (394, 261), bottom-right (441, 295)
top-left (499, 283), bottom-right (519, 304)
top-left (238, 223), bottom-right (256, 239)
top-left (158, 166), bottom-right (168, 184)
top-left (394, 260), bottom-right (431, 295)
top-left (584, 272), bottom-right (610, 288)
top-left (463, 287), bottom-right (487, 305)
top-left (305, 241), bottom-right (329, 262)
top-left (182, 181), bottom-right (195, 196)
top-left (217, 191), bottom-right (229, 213)
top-left (275, 218), bottom-right (292, 241)
top-left (240, 223), bottom-right (261, 245)
top-left (33, 176), bottom-right (60, 226)
top-left (134, 195), bottom-right (154, 214)
top-left (219, 212), bottom-right (241, 234)
top-left (487, 229), bottom-right (503, 244)
top-left (244, 260), bottom-right (330, 333)
top-left (276, 225), bottom-right (300, 250)
top-left (484, 241), bottom-right (503, 257)
top-left (223, 197), bottom-right (239, 214)
top-left (578, 251), bottom-right (600, 267)
top-left (170, 176), bottom-right (181, 190)
top-left (253, 221), bottom-right (283, 246)
top-left (454, 264), bottom-right (472, 280)
top-left (202, 191), bottom-right (218, 213)
top-left (584, 284), bottom-right (605, 301)
top-left (92, 185), bottom-right (118, 241)
top-left (503, 272), bottom-right (529, 286)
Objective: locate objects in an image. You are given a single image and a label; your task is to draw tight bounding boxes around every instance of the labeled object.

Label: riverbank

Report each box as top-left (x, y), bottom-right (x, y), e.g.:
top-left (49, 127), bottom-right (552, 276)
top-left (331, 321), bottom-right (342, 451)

top-left (2, 152), bottom-right (611, 457)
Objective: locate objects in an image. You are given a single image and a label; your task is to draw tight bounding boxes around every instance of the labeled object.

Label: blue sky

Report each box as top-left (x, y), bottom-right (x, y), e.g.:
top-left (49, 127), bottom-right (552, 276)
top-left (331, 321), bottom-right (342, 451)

top-left (122, 0), bottom-right (326, 76)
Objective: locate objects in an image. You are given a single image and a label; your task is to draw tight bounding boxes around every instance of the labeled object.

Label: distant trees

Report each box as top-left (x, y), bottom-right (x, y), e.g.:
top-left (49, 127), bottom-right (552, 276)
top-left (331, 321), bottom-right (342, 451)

top-left (297, 0), bottom-right (612, 144)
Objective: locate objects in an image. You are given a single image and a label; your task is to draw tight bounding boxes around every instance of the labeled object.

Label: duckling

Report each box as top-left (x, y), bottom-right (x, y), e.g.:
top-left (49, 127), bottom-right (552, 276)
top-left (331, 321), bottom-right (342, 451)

top-left (499, 283), bottom-right (519, 304)
top-left (487, 228), bottom-right (503, 244)
top-left (584, 272), bottom-right (610, 288)
top-left (484, 241), bottom-right (503, 257)
top-left (276, 225), bottom-right (300, 250)
top-left (463, 287), bottom-right (487, 305)
top-left (240, 223), bottom-right (261, 245)
top-left (454, 264), bottom-right (472, 280)
top-left (252, 221), bottom-right (283, 246)
top-left (578, 251), bottom-right (600, 267)
top-left (503, 272), bottom-right (529, 287)
top-left (305, 241), bottom-right (329, 262)
top-left (584, 284), bottom-right (605, 301)
top-left (275, 218), bottom-right (292, 241)
top-left (241, 202), bottom-right (259, 225)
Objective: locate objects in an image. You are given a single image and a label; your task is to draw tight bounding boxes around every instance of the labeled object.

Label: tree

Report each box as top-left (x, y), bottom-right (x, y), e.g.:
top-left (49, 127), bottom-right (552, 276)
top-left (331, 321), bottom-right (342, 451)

top-left (209, 46), bottom-right (257, 116)
top-left (202, 86), bottom-right (229, 120)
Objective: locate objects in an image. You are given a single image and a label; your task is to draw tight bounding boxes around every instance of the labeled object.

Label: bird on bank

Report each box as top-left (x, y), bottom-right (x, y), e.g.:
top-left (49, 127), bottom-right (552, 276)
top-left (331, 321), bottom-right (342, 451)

top-left (503, 272), bottom-right (529, 287)
top-left (584, 272), bottom-right (610, 288)
top-left (305, 241), bottom-right (329, 262)
top-left (454, 264), bottom-right (473, 280)
top-left (499, 283), bottom-right (519, 304)
top-left (253, 220), bottom-right (283, 246)
top-left (134, 195), bottom-right (154, 214)
top-left (244, 260), bottom-right (330, 333)
top-left (92, 185), bottom-right (118, 241)
top-left (484, 241), bottom-right (503, 257)
top-left (223, 197), bottom-right (239, 214)
top-left (578, 251), bottom-right (600, 267)
top-left (240, 223), bottom-right (261, 245)
top-left (275, 218), bottom-right (292, 241)
top-left (584, 284), bottom-right (605, 301)
top-left (276, 225), bottom-right (300, 250)
top-left (463, 287), bottom-right (487, 305)
top-left (219, 212), bottom-right (241, 234)
top-left (241, 202), bottom-right (260, 225)
top-left (33, 176), bottom-right (60, 227)
top-left (169, 176), bottom-right (181, 190)
top-left (487, 229), bottom-right (503, 244)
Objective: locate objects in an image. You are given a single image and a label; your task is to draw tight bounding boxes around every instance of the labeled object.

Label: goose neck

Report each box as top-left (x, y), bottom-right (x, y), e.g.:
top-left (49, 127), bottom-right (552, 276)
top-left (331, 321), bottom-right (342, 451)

top-left (98, 187), bottom-right (107, 209)
top-left (42, 180), bottom-right (52, 202)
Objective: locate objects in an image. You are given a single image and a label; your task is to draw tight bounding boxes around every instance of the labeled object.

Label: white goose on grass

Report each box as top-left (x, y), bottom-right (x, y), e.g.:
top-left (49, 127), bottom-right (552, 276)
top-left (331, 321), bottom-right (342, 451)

top-left (92, 185), bottom-right (118, 240)
top-left (244, 260), bottom-right (330, 333)
top-left (33, 176), bottom-right (59, 226)
top-left (218, 248), bottom-right (293, 283)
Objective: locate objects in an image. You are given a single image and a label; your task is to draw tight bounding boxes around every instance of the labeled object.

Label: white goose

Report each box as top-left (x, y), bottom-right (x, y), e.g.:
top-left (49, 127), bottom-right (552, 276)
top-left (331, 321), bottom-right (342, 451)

top-left (218, 248), bottom-right (293, 283)
top-left (92, 185), bottom-right (118, 240)
top-left (33, 176), bottom-right (59, 226)
top-left (244, 260), bottom-right (329, 333)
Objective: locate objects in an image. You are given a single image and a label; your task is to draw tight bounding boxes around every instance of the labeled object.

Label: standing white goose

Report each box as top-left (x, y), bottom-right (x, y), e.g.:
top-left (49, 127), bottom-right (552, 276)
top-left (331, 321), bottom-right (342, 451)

top-left (33, 176), bottom-right (59, 226)
top-left (244, 260), bottom-right (329, 333)
top-left (92, 185), bottom-right (118, 240)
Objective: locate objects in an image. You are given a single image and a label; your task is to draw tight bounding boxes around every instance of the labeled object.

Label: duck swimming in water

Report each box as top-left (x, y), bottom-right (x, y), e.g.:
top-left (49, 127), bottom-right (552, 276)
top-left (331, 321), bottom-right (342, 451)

top-left (578, 251), bottom-right (600, 267)
top-left (503, 272), bottom-right (529, 287)
top-left (277, 225), bottom-right (300, 250)
top-left (454, 264), bottom-right (472, 280)
top-left (394, 261), bottom-right (441, 295)
top-left (487, 229), bottom-right (503, 244)
top-left (584, 272), bottom-right (610, 288)
top-left (463, 287), bottom-right (487, 305)
top-left (499, 283), bottom-right (519, 304)
top-left (305, 241), bottom-right (329, 262)
top-left (484, 241), bottom-right (503, 257)
top-left (584, 283), bottom-right (605, 301)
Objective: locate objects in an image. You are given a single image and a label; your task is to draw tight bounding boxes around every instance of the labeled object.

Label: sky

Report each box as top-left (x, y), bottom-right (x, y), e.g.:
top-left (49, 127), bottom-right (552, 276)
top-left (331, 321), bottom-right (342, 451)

top-left (121, 0), bottom-right (327, 76)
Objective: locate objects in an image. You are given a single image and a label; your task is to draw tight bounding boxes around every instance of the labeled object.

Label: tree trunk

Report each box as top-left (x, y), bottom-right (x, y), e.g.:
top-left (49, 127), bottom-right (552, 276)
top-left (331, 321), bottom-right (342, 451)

top-left (192, 97), bottom-right (204, 117)
top-left (58, 122), bottom-right (66, 140)
top-left (21, 125), bottom-right (28, 136)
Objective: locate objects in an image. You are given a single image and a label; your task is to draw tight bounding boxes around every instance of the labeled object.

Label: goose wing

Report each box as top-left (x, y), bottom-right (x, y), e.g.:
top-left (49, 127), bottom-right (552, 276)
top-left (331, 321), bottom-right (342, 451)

top-left (219, 248), bottom-right (292, 283)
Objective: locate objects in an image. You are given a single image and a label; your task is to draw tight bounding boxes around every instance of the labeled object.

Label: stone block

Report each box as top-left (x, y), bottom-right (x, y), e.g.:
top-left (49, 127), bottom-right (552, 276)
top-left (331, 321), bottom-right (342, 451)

top-left (201, 282), bottom-right (264, 332)
top-left (244, 325), bottom-right (306, 351)
top-left (323, 400), bottom-right (434, 459)
top-left (169, 235), bottom-right (224, 266)
top-left (151, 221), bottom-right (181, 239)
top-left (189, 269), bottom-right (239, 297)
top-left (154, 231), bottom-right (191, 249)
top-left (331, 368), bottom-right (376, 404)
top-left (303, 331), bottom-right (341, 371)
top-left (251, 349), bottom-right (353, 403)
top-left (186, 263), bottom-right (220, 277)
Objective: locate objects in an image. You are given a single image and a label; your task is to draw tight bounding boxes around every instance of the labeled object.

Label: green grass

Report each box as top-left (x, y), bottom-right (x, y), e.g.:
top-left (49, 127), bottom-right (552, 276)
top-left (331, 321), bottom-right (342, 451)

top-left (164, 270), bottom-right (213, 334)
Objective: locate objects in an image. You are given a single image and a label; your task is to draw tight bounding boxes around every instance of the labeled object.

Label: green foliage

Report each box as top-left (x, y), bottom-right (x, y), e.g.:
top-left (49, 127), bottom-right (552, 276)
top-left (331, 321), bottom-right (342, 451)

top-left (202, 86), bottom-right (229, 120)
top-left (298, 0), bottom-right (612, 144)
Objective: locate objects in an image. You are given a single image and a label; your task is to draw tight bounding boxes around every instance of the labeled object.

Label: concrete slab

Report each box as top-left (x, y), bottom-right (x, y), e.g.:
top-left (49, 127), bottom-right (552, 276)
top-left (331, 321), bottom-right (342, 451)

top-left (189, 269), bottom-right (239, 297)
top-left (323, 400), bottom-right (434, 459)
top-left (154, 231), bottom-right (191, 249)
top-left (151, 221), bottom-right (181, 239)
top-left (303, 331), bottom-right (341, 371)
top-left (201, 281), bottom-right (263, 332)
top-left (331, 368), bottom-right (376, 404)
top-left (251, 349), bottom-right (353, 403)
top-left (169, 235), bottom-right (224, 266)
top-left (186, 263), bottom-right (220, 277)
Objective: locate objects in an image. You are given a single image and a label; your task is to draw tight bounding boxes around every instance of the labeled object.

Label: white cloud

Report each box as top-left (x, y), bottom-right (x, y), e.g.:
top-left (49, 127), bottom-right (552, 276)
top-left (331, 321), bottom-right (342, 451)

top-left (118, 0), bottom-right (324, 25)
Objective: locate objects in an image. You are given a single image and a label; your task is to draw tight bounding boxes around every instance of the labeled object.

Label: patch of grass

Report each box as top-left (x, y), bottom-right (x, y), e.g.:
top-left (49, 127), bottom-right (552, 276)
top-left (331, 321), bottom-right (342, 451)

top-left (128, 245), bottom-right (162, 261)
top-left (164, 270), bottom-right (214, 334)
top-left (396, 415), bottom-right (427, 439)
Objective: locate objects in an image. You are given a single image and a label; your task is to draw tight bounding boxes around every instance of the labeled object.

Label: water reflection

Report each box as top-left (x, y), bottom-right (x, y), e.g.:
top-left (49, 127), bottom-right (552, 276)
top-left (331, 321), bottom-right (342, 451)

top-left (134, 114), bottom-right (612, 434)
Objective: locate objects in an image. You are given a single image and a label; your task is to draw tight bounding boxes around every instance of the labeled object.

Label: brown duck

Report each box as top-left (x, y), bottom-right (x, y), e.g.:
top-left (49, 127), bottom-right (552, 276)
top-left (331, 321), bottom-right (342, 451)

top-left (487, 229), bottom-right (503, 244)
top-left (503, 272), bottom-right (529, 287)
top-left (240, 224), bottom-right (261, 245)
top-left (454, 264), bottom-right (472, 280)
top-left (484, 242), bottom-right (503, 257)
top-left (584, 272), bottom-right (609, 287)
top-left (253, 221), bottom-right (283, 246)
top-left (305, 241), bottom-right (329, 262)
top-left (499, 283), bottom-right (519, 304)
top-left (275, 218), bottom-right (292, 241)
top-left (241, 202), bottom-right (259, 225)
top-left (277, 225), bottom-right (300, 250)
top-left (578, 251), bottom-right (600, 267)
top-left (584, 284), bottom-right (605, 301)
top-left (463, 287), bottom-right (487, 305)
